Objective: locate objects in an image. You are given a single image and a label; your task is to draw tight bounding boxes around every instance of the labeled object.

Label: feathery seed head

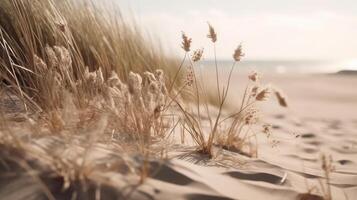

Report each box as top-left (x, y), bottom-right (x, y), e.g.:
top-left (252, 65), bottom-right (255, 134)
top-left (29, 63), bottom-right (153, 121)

top-left (155, 69), bottom-right (164, 80)
top-left (244, 108), bottom-right (259, 125)
top-left (181, 32), bottom-right (192, 52)
top-left (262, 124), bottom-right (272, 136)
top-left (207, 23), bottom-right (217, 43)
top-left (274, 89), bottom-right (288, 107)
top-left (192, 48), bottom-right (204, 62)
top-left (186, 67), bottom-right (194, 86)
top-left (233, 44), bottom-right (244, 61)
top-left (248, 71), bottom-right (260, 82)
top-left (256, 87), bottom-right (271, 101)
top-left (96, 68), bottom-right (104, 84)
top-left (143, 71), bottom-right (156, 84)
top-left (155, 69), bottom-right (167, 94)
top-left (128, 72), bottom-right (143, 94)
top-left (53, 46), bottom-right (72, 71)
top-left (108, 71), bottom-right (122, 87)
top-left (34, 55), bottom-right (48, 72)
top-left (45, 45), bottom-right (58, 68)
top-left (250, 86), bottom-right (259, 97)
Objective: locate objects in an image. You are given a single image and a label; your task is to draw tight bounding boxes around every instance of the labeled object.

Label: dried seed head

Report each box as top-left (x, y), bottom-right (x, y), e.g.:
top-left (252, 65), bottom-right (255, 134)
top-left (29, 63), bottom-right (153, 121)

top-left (108, 71), bottom-right (122, 87)
top-left (192, 48), bottom-right (204, 62)
top-left (250, 86), bottom-right (259, 97)
top-left (155, 69), bottom-right (168, 95)
top-left (45, 45), bottom-right (58, 68)
top-left (128, 72), bottom-right (143, 94)
top-left (181, 32), bottom-right (192, 52)
top-left (53, 46), bottom-right (72, 71)
top-left (320, 154), bottom-right (334, 172)
top-left (248, 71), bottom-right (260, 82)
top-left (274, 89), bottom-right (288, 107)
top-left (244, 109), bottom-right (259, 125)
top-left (262, 123), bottom-right (272, 137)
top-left (207, 23), bottom-right (217, 43)
top-left (143, 71), bottom-right (156, 84)
top-left (96, 68), bottom-right (104, 84)
top-left (256, 87), bottom-right (271, 101)
top-left (233, 44), bottom-right (244, 61)
top-left (34, 55), bottom-right (48, 72)
top-left (155, 69), bottom-right (164, 81)
top-left (186, 67), bottom-right (194, 86)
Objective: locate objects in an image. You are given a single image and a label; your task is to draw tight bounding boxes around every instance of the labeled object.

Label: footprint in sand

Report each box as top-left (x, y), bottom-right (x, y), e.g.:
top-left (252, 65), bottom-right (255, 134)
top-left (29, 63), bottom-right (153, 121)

top-left (224, 171), bottom-right (287, 185)
top-left (337, 159), bottom-right (354, 165)
top-left (273, 114), bottom-right (286, 119)
top-left (302, 147), bottom-right (318, 154)
top-left (306, 140), bottom-right (322, 146)
top-left (300, 133), bottom-right (316, 139)
top-left (272, 125), bottom-right (282, 130)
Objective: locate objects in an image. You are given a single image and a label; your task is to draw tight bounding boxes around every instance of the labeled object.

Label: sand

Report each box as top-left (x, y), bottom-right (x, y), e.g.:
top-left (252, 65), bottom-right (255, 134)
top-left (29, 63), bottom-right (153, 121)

top-left (1, 72), bottom-right (357, 200)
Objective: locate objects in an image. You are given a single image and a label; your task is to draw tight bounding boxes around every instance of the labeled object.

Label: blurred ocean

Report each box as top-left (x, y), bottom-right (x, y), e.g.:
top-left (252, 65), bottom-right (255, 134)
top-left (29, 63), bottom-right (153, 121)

top-left (201, 60), bottom-right (357, 74)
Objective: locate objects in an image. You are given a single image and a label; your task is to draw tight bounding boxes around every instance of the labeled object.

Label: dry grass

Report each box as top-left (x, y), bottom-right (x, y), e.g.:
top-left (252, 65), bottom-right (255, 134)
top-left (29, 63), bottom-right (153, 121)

top-left (319, 154), bottom-right (334, 200)
top-left (0, 1), bottom-right (291, 198)
top-left (0, 0), bottom-right (178, 195)
top-left (0, 64), bottom-right (172, 196)
top-left (300, 154), bottom-right (336, 200)
top-left (174, 24), bottom-right (287, 158)
top-left (0, 0), bottom-right (179, 111)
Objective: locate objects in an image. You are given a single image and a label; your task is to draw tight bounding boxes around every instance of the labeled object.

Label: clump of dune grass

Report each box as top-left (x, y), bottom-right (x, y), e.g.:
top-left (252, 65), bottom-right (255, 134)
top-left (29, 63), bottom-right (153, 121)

top-left (0, 0), bottom-right (179, 111)
top-left (174, 24), bottom-right (287, 158)
top-left (0, 59), bottom-right (172, 192)
top-left (0, 1), bottom-right (291, 197)
top-left (299, 154), bottom-right (335, 200)
top-left (319, 154), bottom-right (334, 200)
top-left (0, 0), bottom-right (181, 191)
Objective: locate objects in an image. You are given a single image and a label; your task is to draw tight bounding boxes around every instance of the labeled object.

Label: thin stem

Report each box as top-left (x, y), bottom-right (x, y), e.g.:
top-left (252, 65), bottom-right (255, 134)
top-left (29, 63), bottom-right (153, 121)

top-left (240, 83), bottom-right (250, 110)
top-left (222, 61), bottom-right (237, 101)
top-left (188, 58), bottom-right (202, 126)
top-left (207, 88), bottom-right (225, 149)
top-left (213, 43), bottom-right (221, 103)
top-left (220, 100), bottom-right (256, 124)
top-left (168, 53), bottom-right (186, 93)
top-left (198, 63), bottom-right (213, 130)
top-left (164, 83), bottom-right (188, 111)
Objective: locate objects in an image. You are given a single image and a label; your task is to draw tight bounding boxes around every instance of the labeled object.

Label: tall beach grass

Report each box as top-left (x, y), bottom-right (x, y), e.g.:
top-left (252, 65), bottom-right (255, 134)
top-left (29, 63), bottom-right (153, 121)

top-left (0, 1), bottom-right (293, 199)
top-left (0, 0), bottom-right (179, 111)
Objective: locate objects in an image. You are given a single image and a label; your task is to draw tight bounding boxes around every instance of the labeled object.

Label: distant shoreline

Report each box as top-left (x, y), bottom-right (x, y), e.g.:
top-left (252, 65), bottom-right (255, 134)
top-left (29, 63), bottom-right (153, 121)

top-left (201, 60), bottom-right (355, 74)
top-left (336, 70), bottom-right (357, 75)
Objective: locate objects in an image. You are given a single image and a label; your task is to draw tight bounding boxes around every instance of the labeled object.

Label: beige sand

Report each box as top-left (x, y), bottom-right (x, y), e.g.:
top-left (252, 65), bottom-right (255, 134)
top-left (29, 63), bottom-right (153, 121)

top-left (1, 73), bottom-right (357, 200)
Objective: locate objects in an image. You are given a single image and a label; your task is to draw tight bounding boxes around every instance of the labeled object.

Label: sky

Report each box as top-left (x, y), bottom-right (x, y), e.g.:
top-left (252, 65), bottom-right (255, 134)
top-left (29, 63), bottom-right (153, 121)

top-left (117, 0), bottom-right (357, 61)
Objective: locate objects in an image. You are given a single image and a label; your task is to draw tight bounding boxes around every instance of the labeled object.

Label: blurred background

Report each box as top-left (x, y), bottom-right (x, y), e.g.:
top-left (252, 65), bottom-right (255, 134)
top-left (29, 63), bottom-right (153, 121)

top-left (114, 0), bottom-right (357, 119)
top-left (118, 0), bottom-right (357, 74)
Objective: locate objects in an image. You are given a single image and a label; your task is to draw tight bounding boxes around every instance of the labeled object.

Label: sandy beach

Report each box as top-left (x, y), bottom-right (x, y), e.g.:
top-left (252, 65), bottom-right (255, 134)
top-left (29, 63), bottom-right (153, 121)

top-left (1, 72), bottom-right (356, 200)
top-left (1, 1), bottom-right (357, 199)
top-left (148, 72), bottom-right (357, 200)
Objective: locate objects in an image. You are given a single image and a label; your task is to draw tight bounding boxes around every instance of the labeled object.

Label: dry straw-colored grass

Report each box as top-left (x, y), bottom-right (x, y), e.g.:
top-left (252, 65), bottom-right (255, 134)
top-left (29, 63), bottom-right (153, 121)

top-left (174, 24), bottom-right (288, 158)
top-left (0, 0), bottom-right (291, 198)
top-left (0, 0), bottom-right (179, 111)
top-left (0, 0), bottom-right (178, 195)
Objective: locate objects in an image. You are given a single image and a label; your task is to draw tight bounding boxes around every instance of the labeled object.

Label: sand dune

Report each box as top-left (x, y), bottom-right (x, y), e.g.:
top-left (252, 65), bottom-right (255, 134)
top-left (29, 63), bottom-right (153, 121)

top-left (1, 73), bottom-right (357, 200)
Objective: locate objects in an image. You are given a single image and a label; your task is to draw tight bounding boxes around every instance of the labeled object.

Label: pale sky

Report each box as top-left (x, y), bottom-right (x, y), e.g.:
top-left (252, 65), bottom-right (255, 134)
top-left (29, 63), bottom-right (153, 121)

top-left (118, 0), bottom-right (357, 61)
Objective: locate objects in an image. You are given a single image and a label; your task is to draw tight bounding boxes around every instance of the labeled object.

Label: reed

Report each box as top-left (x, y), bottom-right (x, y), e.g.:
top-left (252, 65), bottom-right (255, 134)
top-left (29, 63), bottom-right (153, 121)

top-left (175, 23), bottom-right (287, 158)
